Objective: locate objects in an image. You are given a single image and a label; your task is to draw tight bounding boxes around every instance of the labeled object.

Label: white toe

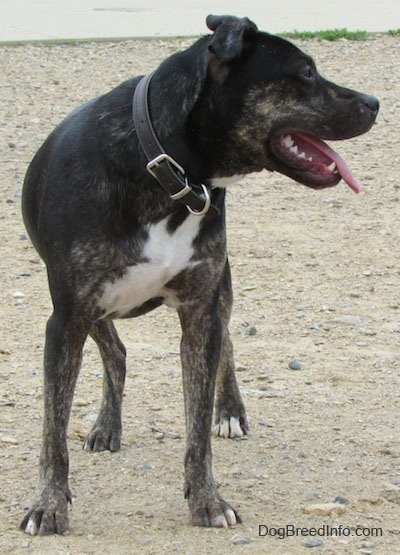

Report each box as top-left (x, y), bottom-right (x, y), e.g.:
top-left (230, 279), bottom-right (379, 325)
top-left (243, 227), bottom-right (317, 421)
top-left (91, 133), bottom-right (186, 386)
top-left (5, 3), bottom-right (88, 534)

top-left (225, 508), bottom-right (237, 526)
top-left (25, 518), bottom-right (38, 536)
top-left (229, 417), bottom-right (244, 438)
top-left (211, 514), bottom-right (228, 528)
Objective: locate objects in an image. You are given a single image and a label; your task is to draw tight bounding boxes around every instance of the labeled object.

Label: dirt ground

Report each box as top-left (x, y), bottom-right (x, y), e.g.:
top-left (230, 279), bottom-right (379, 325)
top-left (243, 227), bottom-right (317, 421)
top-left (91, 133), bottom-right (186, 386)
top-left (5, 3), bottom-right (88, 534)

top-left (0, 35), bottom-right (399, 555)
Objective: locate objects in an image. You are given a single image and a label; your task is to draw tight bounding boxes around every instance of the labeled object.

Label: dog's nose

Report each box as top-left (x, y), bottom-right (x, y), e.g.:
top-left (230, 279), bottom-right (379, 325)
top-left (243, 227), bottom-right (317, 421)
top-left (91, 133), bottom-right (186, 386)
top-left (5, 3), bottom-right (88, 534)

top-left (363, 94), bottom-right (379, 116)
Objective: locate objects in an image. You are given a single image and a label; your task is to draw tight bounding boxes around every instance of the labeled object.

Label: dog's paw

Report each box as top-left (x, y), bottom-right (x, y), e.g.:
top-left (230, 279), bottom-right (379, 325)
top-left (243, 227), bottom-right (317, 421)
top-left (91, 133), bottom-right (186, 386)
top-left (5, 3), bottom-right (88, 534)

top-left (83, 413), bottom-right (122, 452)
top-left (20, 492), bottom-right (70, 535)
top-left (213, 416), bottom-right (247, 439)
top-left (190, 497), bottom-right (241, 528)
top-left (83, 426), bottom-right (121, 452)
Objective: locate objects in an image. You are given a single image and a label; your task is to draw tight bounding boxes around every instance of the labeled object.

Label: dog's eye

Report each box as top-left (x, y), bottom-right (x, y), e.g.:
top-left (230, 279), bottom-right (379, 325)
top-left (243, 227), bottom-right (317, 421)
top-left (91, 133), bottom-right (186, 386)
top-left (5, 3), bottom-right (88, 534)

top-left (302, 67), bottom-right (315, 81)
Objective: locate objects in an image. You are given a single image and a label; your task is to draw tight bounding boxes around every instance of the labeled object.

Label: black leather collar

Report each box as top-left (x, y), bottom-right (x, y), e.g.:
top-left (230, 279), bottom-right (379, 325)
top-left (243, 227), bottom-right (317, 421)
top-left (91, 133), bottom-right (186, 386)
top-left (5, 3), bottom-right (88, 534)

top-left (132, 73), bottom-right (219, 216)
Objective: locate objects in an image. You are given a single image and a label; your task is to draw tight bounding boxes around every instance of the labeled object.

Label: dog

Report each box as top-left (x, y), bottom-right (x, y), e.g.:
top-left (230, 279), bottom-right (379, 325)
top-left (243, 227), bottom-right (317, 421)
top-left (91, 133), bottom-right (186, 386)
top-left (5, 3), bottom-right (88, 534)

top-left (20, 14), bottom-right (378, 535)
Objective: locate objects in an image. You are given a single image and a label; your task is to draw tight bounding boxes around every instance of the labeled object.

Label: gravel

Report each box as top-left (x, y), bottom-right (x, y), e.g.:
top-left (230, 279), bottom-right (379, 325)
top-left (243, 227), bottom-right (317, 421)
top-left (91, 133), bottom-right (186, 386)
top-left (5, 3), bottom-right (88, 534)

top-left (1, 34), bottom-right (400, 554)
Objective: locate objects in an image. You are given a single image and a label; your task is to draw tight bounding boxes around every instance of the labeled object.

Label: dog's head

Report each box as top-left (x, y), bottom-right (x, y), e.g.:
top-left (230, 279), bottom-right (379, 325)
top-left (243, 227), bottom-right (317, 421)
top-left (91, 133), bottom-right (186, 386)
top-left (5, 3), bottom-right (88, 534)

top-left (187, 15), bottom-right (379, 192)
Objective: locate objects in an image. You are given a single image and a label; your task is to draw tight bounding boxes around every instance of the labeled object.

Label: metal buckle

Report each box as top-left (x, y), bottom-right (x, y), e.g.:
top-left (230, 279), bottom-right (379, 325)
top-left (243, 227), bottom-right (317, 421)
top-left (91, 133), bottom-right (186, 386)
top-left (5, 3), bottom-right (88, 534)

top-left (146, 153), bottom-right (185, 180)
top-left (187, 184), bottom-right (211, 216)
top-left (170, 179), bottom-right (192, 200)
top-left (146, 154), bottom-right (211, 216)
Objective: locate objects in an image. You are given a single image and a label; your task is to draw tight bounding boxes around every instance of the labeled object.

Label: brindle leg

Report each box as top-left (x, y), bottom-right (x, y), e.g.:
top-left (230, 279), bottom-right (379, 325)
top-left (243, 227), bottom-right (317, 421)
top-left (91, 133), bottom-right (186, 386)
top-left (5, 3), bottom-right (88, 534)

top-left (214, 260), bottom-right (248, 438)
top-left (83, 320), bottom-right (127, 452)
top-left (178, 287), bottom-right (240, 527)
top-left (21, 311), bottom-right (89, 535)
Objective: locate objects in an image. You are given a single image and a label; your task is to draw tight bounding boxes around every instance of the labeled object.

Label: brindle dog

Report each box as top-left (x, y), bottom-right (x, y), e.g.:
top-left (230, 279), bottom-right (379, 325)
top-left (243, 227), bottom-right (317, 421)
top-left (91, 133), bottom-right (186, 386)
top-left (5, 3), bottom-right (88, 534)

top-left (20, 15), bottom-right (378, 535)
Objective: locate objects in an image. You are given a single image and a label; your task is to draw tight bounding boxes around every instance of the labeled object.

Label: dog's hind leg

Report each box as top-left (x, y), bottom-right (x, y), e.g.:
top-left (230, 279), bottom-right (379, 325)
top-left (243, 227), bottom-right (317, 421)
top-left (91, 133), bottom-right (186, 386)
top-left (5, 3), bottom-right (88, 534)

top-left (83, 320), bottom-right (127, 452)
top-left (21, 311), bottom-right (89, 535)
top-left (214, 260), bottom-right (248, 438)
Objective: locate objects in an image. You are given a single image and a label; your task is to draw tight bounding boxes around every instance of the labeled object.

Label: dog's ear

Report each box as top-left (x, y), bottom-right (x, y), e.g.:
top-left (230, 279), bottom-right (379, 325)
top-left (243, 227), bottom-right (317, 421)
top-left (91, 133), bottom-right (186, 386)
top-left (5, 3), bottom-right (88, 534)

top-left (206, 14), bottom-right (258, 62)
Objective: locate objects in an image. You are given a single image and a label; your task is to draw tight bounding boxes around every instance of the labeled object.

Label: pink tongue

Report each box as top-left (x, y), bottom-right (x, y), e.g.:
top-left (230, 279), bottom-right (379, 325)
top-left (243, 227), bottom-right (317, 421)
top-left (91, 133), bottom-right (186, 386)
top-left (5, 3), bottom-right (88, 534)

top-left (296, 133), bottom-right (361, 194)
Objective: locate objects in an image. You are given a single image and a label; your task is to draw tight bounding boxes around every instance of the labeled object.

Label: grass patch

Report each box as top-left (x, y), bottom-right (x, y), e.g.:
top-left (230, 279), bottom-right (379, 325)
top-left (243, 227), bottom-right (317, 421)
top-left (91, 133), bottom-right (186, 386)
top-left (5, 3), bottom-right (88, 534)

top-left (6, 28), bottom-right (400, 48)
top-left (280, 28), bottom-right (369, 41)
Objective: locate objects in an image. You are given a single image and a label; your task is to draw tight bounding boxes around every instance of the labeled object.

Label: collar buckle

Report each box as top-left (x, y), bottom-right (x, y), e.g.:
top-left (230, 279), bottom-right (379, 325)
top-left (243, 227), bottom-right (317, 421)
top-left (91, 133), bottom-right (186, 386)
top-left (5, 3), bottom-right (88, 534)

top-left (146, 153), bottom-right (185, 181)
top-left (187, 184), bottom-right (211, 216)
top-left (133, 73), bottom-right (219, 217)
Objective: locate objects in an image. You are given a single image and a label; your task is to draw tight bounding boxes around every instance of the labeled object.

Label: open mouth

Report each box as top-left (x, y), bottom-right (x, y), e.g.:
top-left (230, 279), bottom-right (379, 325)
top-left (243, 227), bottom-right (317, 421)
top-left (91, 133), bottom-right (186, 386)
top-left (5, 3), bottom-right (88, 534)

top-left (270, 132), bottom-right (361, 193)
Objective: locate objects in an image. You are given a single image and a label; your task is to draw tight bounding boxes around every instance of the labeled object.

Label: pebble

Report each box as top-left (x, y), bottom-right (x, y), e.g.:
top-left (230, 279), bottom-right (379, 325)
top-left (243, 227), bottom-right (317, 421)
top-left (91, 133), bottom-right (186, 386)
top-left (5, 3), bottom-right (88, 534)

top-left (232, 536), bottom-right (251, 545)
top-left (304, 503), bottom-right (346, 516)
top-left (140, 463), bottom-right (152, 476)
top-left (303, 491), bottom-right (319, 501)
top-left (0, 398), bottom-right (15, 406)
top-left (13, 291), bottom-right (25, 298)
top-left (383, 483), bottom-right (400, 503)
top-left (0, 435), bottom-right (19, 445)
top-left (360, 328), bottom-right (377, 336)
top-left (83, 412), bottom-right (98, 422)
top-left (332, 315), bottom-right (363, 327)
top-left (229, 466), bottom-right (241, 476)
top-left (244, 325), bottom-right (257, 336)
top-left (289, 359), bottom-right (301, 371)
top-left (238, 323), bottom-right (257, 335)
top-left (258, 420), bottom-right (273, 427)
top-left (242, 285), bottom-right (257, 291)
top-left (74, 399), bottom-right (89, 407)
top-left (257, 374), bottom-right (273, 381)
top-left (360, 541), bottom-right (376, 549)
top-left (305, 539), bottom-right (323, 548)
top-left (334, 496), bottom-right (349, 504)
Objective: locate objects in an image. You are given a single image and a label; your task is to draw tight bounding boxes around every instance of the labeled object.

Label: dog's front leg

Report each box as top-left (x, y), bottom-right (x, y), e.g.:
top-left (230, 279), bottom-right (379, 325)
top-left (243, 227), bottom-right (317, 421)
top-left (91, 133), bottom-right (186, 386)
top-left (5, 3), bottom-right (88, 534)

top-left (21, 312), bottom-right (89, 535)
top-left (178, 299), bottom-right (240, 527)
top-left (214, 260), bottom-right (248, 438)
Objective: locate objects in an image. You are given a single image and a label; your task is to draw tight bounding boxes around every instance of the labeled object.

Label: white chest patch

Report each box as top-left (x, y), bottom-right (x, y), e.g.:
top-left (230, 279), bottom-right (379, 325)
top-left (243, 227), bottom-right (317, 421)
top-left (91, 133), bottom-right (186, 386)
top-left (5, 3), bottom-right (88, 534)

top-left (98, 214), bottom-right (202, 317)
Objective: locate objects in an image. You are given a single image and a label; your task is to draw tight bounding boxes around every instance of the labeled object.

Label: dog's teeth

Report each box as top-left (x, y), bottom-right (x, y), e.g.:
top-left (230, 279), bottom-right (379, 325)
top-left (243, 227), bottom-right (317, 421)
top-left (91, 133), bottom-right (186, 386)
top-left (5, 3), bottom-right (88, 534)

top-left (327, 162), bottom-right (337, 172)
top-left (289, 145), bottom-right (298, 155)
top-left (307, 157), bottom-right (313, 162)
top-left (283, 135), bottom-right (294, 148)
top-left (298, 152), bottom-right (306, 160)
